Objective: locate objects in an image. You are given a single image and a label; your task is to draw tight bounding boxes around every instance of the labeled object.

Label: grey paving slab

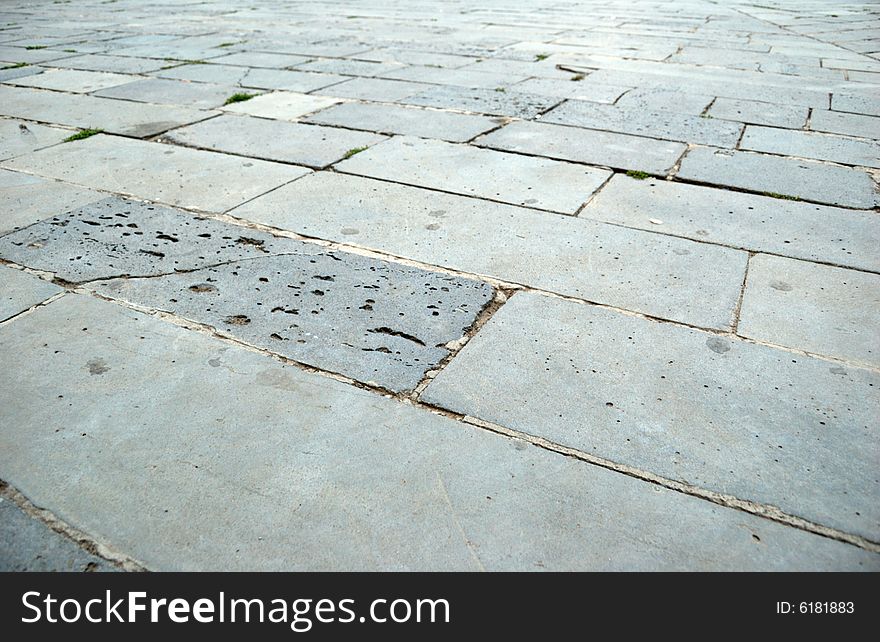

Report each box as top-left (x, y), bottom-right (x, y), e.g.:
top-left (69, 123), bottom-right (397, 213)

top-left (832, 91), bottom-right (880, 116)
top-left (305, 102), bottom-right (498, 143)
top-left (543, 100), bottom-right (744, 147)
top-left (0, 119), bottom-right (69, 161)
top-left (582, 175), bottom-right (880, 273)
top-left (2, 135), bottom-right (308, 213)
top-left (7, 68), bottom-right (136, 93)
top-left (810, 109), bottom-right (880, 139)
top-left (677, 147), bottom-right (878, 209)
top-left (210, 51), bottom-right (312, 69)
top-left (0, 169), bottom-right (102, 235)
top-left (615, 87), bottom-right (715, 115)
top-left (0, 496), bottom-right (116, 572)
top-left (740, 125), bottom-right (880, 168)
top-left (0, 196), bottom-right (312, 282)
top-left (476, 120), bottom-right (685, 173)
top-left (220, 91), bottom-right (340, 120)
top-left (240, 68), bottom-right (346, 92)
top-left (508, 77), bottom-right (630, 102)
top-left (299, 59), bottom-right (406, 77)
top-left (708, 97), bottom-right (808, 129)
top-left (94, 250), bottom-right (493, 392)
top-left (49, 54), bottom-right (169, 74)
top-left (422, 291), bottom-right (880, 541)
top-left (93, 77), bottom-right (240, 109)
top-left (0, 45), bottom-right (72, 65)
top-left (231, 172), bottom-right (747, 330)
top-left (739, 254), bottom-right (880, 367)
top-left (404, 85), bottom-right (560, 119)
top-left (162, 114), bottom-right (387, 168)
top-left (381, 65), bottom-right (526, 89)
top-left (0, 265), bottom-right (62, 321)
top-left (335, 136), bottom-right (611, 214)
top-left (152, 63), bottom-right (251, 85)
top-left (315, 77), bottom-right (433, 102)
top-left (0, 85), bottom-right (214, 137)
top-left (0, 65), bottom-right (41, 83)
top-left (0, 294), bottom-right (874, 571)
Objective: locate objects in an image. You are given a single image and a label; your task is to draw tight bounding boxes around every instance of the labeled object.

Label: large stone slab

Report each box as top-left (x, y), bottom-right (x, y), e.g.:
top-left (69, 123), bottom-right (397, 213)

top-left (380, 65), bottom-right (526, 88)
top-left (476, 120), bottom-right (685, 173)
top-left (0, 196), bottom-right (310, 282)
top-left (94, 78), bottom-right (239, 109)
top-left (0, 85), bottom-right (214, 138)
top-left (316, 77), bottom-right (432, 101)
top-left (0, 294), bottom-right (874, 570)
top-left (93, 251), bottom-right (493, 392)
top-left (810, 109), bottom-right (880, 139)
top-left (508, 77), bottom-right (629, 102)
top-left (7, 68), bottom-right (136, 93)
top-left (422, 292), bottom-right (880, 541)
top-left (740, 125), bottom-right (880, 168)
top-left (161, 114), bottom-right (387, 168)
top-left (0, 119), bottom-right (69, 161)
top-left (231, 172), bottom-right (747, 329)
top-left (614, 87), bottom-right (715, 115)
top-left (581, 175), bottom-right (880, 272)
top-left (0, 265), bottom-right (62, 321)
top-left (220, 91), bottom-right (340, 120)
top-left (739, 254), bottom-right (880, 367)
top-left (49, 54), bottom-right (169, 74)
top-left (1, 135), bottom-right (308, 213)
top-left (0, 496), bottom-right (116, 572)
top-left (335, 136), bottom-right (611, 214)
top-left (0, 169), bottom-right (102, 235)
top-left (305, 102), bottom-right (498, 143)
top-left (708, 98), bottom-right (808, 129)
top-left (676, 147), bottom-right (878, 209)
top-left (404, 85), bottom-right (560, 119)
top-left (543, 100), bottom-right (744, 147)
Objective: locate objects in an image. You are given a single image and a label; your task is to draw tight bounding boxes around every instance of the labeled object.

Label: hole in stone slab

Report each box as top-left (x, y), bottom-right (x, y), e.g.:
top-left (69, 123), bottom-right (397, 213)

top-left (224, 315), bottom-right (251, 326)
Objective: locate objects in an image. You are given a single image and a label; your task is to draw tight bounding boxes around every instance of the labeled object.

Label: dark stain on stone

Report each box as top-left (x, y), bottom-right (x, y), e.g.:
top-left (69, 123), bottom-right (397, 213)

top-left (706, 337), bottom-right (731, 354)
top-left (86, 358), bottom-right (110, 375)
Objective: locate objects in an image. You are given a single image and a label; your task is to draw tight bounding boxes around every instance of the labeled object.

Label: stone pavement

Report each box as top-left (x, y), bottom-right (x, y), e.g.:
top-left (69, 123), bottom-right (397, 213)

top-left (0, 0), bottom-right (878, 571)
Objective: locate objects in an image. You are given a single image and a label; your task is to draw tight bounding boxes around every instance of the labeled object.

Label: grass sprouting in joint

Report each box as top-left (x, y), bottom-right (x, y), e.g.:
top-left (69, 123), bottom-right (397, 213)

top-left (63, 128), bottom-right (103, 143)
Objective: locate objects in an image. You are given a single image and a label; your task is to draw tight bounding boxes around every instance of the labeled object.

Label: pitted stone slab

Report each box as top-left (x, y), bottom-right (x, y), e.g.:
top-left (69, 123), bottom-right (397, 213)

top-left (335, 136), bottom-right (611, 214)
top-left (0, 197), bottom-right (307, 282)
top-left (543, 100), bottom-right (743, 147)
top-left (162, 114), bottom-right (387, 168)
top-left (0, 85), bottom-right (214, 138)
top-left (2, 135), bottom-right (308, 213)
top-left (422, 292), bottom-right (880, 541)
top-left (581, 175), bottom-right (880, 273)
top-left (0, 265), bottom-right (62, 322)
top-left (0, 497), bottom-right (116, 572)
top-left (93, 252), bottom-right (494, 392)
top-left (0, 295), bottom-right (874, 571)
top-left (476, 120), bottom-right (685, 173)
top-left (404, 85), bottom-right (559, 119)
top-left (677, 147), bottom-right (879, 209)
top-left (739, 254), bottom-right (880, 367)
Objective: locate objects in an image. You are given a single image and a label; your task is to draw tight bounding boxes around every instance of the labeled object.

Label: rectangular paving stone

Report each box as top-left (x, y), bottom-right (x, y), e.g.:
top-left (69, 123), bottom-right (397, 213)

top-left (0, 196), bottom-right (309, 282)
top-left (404, 85), bottom-right (560, 119)
top-left (740, 125), bottom-right (880, 168)
top-left (0, 85), bottom-right (214, 137)
top-left (543, 99), bottom-right (744, 147)
top-left (708, 97), bottom-right (808, 128)
top-left (0, 45), bottom-right (72, 64)
top-left (93, 249), bottom-right (493, 392)
top-left (739, 254), bottom-right (880, 367)
top-left (0, 496), bottom-right (116, 572)
top-left (335, 136), bottom-right (611, 214)
top-left (2, 135), bottom-right (308, 213)
top-left (220, 91), bottom-right (340, 120)
top-left (476, 120), bottom-right (685, 173)
top-left (304, 102), bottom-right (498, 143)
top-left (0, 118), bottom-right (69, 161)
top-left (0, 65), bottom-right (41, 83)
top-left (162, 114), bottom-right (387, 168)
top-left (0, 294), bottom-right (874, 570)
top-left (582, 175), bottom-right (880, 273)
top-left (298, 58), bottom-right (406, 77)
top-left (508, 77), bottom-right (630, 102)
top-left (152, 63), bottom-right (252, 85)
top-left (614, 87), bottom-right (715, 115)
top-left (422, 291), bottom-right (880, 541)
top-left (239, 68), bottom-right (346, 92)
top-left (677, 147), bottom-right (878, 209)
top-left (49, 54), bottom-right (169, 74)
top-left (93, 77), bottom-right (240, 109)
top-left (231, 172), bottom-right (747, 330)
top-left (197, 51), bottom-right (311, 69)
top-left (832, 92), bottom-right (880, 116)
top-left (0, 265), bottom-right (62, 322)
top-left (810, 109), bottom-right (880, 139)
top-left (380, 65), bottom-right (526, 89)
top-left (315, 77), bottom-right (432, 102)
top-left (0, 169), bottom-right (102, 235)
top-left (7, 68), bottom-right (136, 93)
